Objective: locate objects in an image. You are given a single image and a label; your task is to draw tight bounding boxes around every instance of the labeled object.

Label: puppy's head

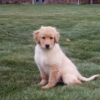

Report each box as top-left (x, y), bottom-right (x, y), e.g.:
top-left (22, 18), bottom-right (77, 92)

top-left (33, 26), bottom-right (60, 50)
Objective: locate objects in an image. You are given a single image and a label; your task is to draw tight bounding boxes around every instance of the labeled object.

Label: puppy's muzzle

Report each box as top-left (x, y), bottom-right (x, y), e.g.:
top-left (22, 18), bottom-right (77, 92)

top-left (45, 44), bottom-right (50, 49)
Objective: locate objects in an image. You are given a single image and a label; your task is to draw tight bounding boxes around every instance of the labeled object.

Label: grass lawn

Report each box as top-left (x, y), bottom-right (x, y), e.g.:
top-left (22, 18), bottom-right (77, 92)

top-left (0, 4), bottom-right (100, 100)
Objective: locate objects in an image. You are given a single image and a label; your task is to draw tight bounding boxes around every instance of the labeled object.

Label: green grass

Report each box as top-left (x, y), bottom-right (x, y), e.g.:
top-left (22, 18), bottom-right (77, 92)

top-left (0, 4), bottom-right (100, 100)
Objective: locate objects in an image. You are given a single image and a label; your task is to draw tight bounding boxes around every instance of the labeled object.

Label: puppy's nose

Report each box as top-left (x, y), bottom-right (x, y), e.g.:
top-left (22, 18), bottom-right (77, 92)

top-left (45, 44), bottom-right (50, 49)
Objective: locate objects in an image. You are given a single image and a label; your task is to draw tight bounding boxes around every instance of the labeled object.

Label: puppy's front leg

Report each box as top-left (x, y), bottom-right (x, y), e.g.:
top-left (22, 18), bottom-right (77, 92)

top-left (42, 65), bottom-right (60, 89)
top-left (39, 71), bottom-right (48, 86)
top-left (39, 76), bottom-right (47, 86)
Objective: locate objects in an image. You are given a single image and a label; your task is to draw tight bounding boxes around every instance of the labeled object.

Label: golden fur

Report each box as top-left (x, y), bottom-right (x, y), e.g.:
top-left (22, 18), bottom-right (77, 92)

top-left (33, 26), bottom-right (100, 89)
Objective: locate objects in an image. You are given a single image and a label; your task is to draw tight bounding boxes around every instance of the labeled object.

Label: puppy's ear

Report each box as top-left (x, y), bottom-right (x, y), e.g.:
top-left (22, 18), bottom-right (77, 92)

top-left (54, 31), bottom-right (60, 43)
top-left (33, 30), bottom-right (40, 44)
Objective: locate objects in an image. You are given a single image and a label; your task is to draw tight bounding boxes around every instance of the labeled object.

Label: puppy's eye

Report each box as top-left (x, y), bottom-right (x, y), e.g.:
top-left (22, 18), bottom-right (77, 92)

top-left (50, 37), bottom-right (53, 39)
top-left (42, 37), bottom-right (45, 39)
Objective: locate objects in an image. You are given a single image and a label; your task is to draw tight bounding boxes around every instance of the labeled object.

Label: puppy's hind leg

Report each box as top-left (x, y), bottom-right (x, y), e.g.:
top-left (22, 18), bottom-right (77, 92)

top-left (62, 74), bottom-right (81, 85)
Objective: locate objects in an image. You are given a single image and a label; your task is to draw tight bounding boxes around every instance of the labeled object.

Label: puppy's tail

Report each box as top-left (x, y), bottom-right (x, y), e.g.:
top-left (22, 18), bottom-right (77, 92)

top-left (79, 74), bottom-right (100, 82)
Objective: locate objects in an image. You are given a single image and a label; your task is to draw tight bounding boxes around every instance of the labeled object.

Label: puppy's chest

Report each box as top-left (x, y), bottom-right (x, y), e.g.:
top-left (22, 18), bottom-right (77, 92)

top-left (38, 55), bottom-right (51, 74)
top-left (35, 46), bottom-right (61, 68)
top-left (39, 54), bottom-right (51, 67)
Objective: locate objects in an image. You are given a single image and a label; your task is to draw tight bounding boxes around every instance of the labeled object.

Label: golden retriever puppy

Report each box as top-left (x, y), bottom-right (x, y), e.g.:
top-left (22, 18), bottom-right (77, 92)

top-left (33, 26), bottom-right (99, 89)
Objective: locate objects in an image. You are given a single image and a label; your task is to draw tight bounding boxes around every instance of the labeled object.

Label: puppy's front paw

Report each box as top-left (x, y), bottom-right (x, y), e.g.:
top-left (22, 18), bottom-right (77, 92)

top-left (42, 83), bottom-right (55, 89)
top-left (39, 80), bottom-right (47, 86)
top-left (42, 84), bottom-right (50, 89)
